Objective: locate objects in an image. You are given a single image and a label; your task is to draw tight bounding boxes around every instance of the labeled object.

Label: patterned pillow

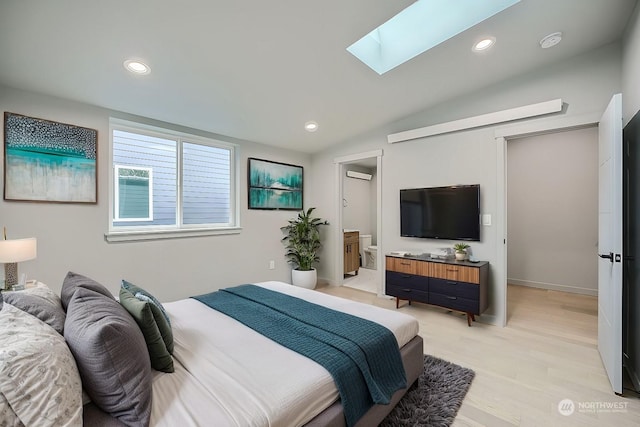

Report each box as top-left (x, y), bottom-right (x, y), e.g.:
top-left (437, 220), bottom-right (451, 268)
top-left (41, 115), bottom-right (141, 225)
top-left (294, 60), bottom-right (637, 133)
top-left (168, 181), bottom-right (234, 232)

top-left (0, 303), bottom-right (83, 426)
top-left (0, 392), bottom-right (21, 427)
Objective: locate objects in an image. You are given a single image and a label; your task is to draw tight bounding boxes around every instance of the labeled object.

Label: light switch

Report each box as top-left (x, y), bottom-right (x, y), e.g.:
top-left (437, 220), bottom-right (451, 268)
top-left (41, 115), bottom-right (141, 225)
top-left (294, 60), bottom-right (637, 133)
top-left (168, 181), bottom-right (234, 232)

top-left (482, 214), bottom-right (492, 226)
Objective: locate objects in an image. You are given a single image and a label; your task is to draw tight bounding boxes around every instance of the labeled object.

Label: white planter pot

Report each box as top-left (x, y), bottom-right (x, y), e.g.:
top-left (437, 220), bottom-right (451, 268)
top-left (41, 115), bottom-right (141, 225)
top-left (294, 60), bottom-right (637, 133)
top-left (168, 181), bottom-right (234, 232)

top-left (292, 268), bottom-right (317, 289)
top-left (455, 252), bottom-right (467, 261)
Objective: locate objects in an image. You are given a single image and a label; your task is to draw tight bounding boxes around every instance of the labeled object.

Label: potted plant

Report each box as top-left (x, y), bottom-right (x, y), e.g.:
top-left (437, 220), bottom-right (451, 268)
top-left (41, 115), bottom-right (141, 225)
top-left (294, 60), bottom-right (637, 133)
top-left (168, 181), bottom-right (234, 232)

top-left (281, 207), bottom-right (329, 289)
top-left (453, 243), bottom-right (470, 261)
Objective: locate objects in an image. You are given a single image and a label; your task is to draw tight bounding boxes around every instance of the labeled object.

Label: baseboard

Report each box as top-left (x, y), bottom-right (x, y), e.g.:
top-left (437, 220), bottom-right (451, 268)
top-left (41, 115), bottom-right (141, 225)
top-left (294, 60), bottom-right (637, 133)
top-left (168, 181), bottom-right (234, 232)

top-left (476, 313), bottom-right (499, 326)
top-left (317, 276), bottom-right (337, 287)
top-left (508, 278), bottom-right (597, 296)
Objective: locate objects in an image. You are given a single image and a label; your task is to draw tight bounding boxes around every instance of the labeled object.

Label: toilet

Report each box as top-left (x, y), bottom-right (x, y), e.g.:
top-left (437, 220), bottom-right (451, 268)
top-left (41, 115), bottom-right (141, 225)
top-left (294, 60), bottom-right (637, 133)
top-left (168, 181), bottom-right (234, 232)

top-left (358, 234), bottom-right (377, 270)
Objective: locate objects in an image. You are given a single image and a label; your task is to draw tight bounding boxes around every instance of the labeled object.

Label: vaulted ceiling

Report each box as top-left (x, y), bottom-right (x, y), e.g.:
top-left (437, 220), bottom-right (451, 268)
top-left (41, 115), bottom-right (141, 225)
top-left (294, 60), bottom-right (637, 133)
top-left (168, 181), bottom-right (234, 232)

top-left (0, 0), bottom-right (636, 152)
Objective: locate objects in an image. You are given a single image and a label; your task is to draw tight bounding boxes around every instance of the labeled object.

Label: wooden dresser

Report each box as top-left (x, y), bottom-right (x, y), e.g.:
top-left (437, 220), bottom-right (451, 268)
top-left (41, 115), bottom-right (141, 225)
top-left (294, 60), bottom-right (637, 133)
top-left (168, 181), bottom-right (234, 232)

top-left (385, 254), bottom-right (489, 326)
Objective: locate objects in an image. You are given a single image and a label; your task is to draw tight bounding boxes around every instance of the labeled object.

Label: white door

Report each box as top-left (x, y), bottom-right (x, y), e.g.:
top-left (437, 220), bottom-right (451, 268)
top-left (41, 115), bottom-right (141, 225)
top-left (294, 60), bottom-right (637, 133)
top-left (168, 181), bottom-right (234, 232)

top-left (598, 93), bottom-right (623, 394)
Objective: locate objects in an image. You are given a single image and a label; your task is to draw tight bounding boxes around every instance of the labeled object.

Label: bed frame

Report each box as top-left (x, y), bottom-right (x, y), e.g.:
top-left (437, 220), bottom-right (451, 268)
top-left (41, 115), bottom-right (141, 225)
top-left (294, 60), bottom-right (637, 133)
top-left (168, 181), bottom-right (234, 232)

top-left (83, 335), bottom-right (424, 426)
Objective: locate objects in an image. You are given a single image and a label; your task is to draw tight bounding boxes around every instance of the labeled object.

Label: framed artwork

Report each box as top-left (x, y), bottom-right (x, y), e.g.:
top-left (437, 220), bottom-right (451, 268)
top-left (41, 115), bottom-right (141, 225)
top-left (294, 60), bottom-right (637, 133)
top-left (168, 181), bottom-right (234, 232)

top-left (4, 112), bottom-right (97, 203)
top-left (248, 158), bottom-right (303, 210)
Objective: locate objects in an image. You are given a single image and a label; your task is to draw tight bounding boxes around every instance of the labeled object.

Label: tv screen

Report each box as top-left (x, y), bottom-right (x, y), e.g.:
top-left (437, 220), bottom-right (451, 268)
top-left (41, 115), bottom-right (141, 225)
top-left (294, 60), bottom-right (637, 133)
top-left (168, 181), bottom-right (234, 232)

top-left (400, 185), bottom-right (480, 241)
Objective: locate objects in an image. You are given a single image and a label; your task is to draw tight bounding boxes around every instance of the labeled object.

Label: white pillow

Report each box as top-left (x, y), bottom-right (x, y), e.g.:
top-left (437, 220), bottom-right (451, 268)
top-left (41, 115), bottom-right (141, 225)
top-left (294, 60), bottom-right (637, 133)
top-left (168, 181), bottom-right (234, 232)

top-left (0, 303), bottom-right (83, 426)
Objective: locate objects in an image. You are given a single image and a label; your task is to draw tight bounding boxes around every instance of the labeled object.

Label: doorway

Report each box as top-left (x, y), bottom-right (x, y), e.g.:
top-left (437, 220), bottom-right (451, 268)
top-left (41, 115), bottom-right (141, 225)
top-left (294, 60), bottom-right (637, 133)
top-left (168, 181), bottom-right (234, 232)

top-left (506, 126), bottom-right (599, 325)
top-left (333, 150), bottom-right (383, 296)
top-left (495, 113), bottom-right (602, 327)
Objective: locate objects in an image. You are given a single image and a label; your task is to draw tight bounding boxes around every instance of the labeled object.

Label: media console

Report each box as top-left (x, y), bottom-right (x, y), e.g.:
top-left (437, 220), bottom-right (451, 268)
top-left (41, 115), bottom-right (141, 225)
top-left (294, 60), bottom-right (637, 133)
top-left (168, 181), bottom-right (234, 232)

top-left (385, 254), bottom-right (489, 326)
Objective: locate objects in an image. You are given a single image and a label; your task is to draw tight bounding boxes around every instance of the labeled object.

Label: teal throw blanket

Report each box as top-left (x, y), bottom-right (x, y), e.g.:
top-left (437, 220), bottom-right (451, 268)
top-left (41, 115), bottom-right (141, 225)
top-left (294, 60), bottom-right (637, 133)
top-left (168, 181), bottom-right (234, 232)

top-left (192, 285), bottom-right (406, 427)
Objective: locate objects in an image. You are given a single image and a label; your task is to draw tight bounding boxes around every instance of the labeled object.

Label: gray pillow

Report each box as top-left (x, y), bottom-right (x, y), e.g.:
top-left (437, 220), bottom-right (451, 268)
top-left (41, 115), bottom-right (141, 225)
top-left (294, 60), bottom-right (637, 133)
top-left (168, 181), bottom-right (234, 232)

top-left (64, 286), bottom-right (151, 426)
top-left (61, 271), bottom-right (114, 310)
top-left (2, 291), bottom-right (66, 334)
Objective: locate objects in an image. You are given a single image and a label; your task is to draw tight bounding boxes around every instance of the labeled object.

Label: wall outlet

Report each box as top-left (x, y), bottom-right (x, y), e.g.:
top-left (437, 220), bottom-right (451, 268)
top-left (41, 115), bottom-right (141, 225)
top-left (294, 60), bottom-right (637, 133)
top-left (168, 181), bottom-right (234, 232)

top-left (269, 260), bottom-right (275, 270)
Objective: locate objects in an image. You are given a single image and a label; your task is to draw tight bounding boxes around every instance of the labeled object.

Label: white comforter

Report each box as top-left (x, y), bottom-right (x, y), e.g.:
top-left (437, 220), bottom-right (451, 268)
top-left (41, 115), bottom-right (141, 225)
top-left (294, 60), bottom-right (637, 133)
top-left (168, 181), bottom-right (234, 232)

top-left (150, 281), bottom-right (419, 427)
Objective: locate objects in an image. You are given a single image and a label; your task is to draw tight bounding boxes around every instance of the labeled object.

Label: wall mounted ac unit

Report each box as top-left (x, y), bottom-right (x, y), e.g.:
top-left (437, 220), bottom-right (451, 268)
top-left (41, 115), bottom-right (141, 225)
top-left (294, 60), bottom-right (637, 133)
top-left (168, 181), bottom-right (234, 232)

top-left (346, 170), bottom-right (372, 181)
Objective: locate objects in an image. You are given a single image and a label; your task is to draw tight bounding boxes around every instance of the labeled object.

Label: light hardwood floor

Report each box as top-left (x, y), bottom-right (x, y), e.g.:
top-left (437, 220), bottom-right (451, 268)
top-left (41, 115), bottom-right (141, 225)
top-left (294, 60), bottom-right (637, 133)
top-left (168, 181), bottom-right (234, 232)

top-left (317, 283), bottom-right (640, 426)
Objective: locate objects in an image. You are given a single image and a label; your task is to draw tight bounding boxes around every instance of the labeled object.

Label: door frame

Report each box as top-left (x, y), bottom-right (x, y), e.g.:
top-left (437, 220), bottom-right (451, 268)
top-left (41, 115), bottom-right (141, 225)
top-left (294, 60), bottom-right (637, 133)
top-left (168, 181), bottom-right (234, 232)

top-left (333, 149), bottom-right (384, 296)
top-left (495, 112), bottom-right (602, 327)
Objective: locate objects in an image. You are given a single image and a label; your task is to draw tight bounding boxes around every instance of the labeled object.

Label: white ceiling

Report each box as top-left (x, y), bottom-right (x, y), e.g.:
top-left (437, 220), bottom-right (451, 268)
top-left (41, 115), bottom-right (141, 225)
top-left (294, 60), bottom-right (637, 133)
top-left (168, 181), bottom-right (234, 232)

top-left (0, 0), bottom-right (636, 153)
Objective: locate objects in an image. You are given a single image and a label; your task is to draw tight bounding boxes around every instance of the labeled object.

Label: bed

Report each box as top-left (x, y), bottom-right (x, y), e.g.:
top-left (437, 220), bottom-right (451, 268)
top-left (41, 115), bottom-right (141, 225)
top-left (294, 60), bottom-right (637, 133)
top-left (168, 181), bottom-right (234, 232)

top-left (0, 274), bottom-right (423, 427)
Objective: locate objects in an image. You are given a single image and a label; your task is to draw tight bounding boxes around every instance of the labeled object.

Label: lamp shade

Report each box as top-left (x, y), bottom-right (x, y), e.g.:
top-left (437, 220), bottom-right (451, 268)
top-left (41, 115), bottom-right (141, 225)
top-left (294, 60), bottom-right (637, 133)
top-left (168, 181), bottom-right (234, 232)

top-left (0, 238), bottom-right (37, 263)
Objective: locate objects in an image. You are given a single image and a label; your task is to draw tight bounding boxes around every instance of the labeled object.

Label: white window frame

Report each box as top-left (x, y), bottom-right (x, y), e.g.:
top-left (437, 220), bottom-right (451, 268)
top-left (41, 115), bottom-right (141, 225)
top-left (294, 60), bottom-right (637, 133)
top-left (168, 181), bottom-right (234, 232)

top-left (106, 118), bottom-right (241, 242)
top-left (114, 165), bottom-right (154, 222)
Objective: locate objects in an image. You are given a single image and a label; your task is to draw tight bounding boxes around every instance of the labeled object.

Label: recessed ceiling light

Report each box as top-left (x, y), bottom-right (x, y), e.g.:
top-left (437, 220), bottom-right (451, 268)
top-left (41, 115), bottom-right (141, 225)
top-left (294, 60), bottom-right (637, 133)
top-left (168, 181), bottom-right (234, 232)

top-left (304, 121), bottom-right (318, 132)
top-left (539, 32), bottom-right (562, 49)
top-left (124, 59), bottom-right (151, 75)
top-left (473, 37), bottom-right (496, 52)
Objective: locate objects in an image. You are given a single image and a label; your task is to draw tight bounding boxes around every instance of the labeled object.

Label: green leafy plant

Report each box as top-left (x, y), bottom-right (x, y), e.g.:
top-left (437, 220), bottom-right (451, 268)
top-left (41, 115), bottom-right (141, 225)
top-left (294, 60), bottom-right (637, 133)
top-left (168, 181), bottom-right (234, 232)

top-left (453, 242), bottom-right (470, 253)
top-left (281, 208), bottom-right (329, 271)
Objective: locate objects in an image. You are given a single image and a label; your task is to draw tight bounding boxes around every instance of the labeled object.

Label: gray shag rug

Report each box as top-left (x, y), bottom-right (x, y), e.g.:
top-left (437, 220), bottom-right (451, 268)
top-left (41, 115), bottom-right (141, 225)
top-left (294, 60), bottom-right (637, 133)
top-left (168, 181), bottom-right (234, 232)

top-left (381, 354), bottom-right (475, 427)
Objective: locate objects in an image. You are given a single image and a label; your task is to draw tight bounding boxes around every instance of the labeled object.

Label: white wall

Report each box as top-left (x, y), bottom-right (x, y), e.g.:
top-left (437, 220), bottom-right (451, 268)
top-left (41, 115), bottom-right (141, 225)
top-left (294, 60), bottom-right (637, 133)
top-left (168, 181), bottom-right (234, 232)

top-left (310, 43), bottom-right (623, 326)
top-left (0, 86), bottom-right (312, 301)
top-left (507, 127), bottom-right (599, 295)
top-left (343, 165), bottom-right (375, 236)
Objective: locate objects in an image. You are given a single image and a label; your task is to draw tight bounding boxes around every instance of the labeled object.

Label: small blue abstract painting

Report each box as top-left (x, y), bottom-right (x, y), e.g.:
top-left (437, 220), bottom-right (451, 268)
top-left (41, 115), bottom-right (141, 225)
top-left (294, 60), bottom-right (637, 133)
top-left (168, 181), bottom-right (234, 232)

top-left (4, 112), bottom-right (97, 203)
top-left (248, 158), bottom-right (302, 210)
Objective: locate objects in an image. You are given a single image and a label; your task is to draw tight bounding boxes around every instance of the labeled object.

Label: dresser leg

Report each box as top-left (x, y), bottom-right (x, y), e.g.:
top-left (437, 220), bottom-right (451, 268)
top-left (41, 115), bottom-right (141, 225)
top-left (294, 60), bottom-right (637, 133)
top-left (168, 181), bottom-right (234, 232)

top-left (467, 313), bottom-right (472, 327)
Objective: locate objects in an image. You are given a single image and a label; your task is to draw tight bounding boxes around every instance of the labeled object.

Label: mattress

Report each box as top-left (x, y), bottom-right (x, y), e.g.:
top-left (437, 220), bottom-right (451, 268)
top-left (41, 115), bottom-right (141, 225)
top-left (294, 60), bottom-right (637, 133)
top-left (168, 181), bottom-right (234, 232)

top-left (149, 281), bottom-right (420, 426)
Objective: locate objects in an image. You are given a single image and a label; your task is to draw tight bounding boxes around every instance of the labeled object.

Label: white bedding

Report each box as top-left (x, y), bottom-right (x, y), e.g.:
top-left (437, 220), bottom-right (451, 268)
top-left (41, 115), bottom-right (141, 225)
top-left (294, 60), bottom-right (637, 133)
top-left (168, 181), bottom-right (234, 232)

top-left (150, 281), bottom-right (419, 427)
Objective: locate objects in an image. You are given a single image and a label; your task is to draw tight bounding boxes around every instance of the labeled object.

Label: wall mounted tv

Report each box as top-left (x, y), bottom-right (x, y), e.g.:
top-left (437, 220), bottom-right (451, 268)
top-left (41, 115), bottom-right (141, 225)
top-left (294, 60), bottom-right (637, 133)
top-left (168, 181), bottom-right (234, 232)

top-left (400, 185), bottom-right (480, 241)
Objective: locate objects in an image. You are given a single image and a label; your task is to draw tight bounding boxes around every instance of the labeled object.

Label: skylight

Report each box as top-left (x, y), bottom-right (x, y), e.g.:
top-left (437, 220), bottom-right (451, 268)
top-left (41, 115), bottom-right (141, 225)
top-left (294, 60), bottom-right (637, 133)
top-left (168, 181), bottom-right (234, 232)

top-left (346, 0), bottom-right (520, 75)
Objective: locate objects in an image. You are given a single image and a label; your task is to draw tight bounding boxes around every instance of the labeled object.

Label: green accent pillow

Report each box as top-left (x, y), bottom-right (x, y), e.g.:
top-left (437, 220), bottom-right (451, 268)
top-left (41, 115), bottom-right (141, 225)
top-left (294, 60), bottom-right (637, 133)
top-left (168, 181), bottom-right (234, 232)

top-left (119, 288), bottom-right (174, 373)
top-left (121, 280), bottom-right (174, 354)
top-left (121, 280), bottom-right (171, 325)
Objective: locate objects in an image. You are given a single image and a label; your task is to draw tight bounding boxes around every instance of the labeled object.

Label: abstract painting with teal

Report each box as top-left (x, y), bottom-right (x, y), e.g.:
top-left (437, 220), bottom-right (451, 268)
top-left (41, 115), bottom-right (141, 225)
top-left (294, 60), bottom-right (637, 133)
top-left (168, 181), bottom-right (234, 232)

top-left (4, 113), bottom-right (97, 202)
top-left (249, 158), bottom-right (302, 210)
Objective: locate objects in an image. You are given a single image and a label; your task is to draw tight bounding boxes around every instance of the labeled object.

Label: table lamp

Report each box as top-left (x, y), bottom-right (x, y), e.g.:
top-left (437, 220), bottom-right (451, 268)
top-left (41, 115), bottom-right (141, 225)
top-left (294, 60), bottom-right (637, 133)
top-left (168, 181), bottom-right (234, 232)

top-left (0, 237), bottom-right (37, 290)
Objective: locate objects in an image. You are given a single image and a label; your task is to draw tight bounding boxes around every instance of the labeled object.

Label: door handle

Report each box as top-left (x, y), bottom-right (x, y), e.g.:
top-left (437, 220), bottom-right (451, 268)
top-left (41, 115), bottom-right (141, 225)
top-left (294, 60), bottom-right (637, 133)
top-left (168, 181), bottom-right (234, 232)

top-left (599, 252), bottom-right (614, 263)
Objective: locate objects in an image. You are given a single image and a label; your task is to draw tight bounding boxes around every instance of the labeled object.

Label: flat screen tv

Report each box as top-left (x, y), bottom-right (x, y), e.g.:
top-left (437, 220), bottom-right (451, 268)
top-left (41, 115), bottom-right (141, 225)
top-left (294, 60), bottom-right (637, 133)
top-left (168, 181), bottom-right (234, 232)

top-left (400, 185), bottom-right (480, 241)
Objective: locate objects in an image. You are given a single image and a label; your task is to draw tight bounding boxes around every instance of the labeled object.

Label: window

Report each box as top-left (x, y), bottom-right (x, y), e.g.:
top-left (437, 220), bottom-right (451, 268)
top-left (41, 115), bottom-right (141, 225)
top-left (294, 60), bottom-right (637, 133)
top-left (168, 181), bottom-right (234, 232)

top-left (107, 120), bottom-right (239, 241)
top-left (114, 165), bottom-right (153, 222)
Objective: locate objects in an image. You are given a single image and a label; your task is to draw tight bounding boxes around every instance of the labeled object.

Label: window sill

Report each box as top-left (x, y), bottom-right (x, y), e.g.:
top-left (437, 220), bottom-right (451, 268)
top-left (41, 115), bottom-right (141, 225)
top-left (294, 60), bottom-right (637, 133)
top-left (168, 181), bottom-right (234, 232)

top-left (104, 227), bottom-right (242, 242)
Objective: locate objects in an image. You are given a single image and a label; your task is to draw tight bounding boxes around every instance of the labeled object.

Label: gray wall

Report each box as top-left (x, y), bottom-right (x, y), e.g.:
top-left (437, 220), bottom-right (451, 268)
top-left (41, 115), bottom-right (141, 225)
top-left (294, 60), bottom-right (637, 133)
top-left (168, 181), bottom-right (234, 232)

top-left (507, 127), bottom-right (599, 295)
top-left (310, 43), bottom-right (623, 326)
top-left (0, 85), bottom-right (311, 301)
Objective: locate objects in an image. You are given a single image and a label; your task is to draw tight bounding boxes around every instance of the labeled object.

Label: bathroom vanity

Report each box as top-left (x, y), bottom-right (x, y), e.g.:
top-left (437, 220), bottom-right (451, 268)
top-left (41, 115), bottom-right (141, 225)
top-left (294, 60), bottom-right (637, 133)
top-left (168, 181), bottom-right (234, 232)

top-left (343, 231), bottom-right (359, 275)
